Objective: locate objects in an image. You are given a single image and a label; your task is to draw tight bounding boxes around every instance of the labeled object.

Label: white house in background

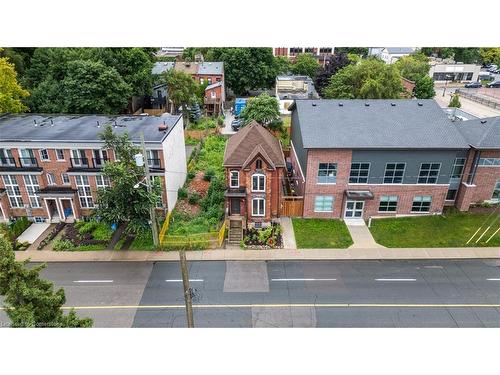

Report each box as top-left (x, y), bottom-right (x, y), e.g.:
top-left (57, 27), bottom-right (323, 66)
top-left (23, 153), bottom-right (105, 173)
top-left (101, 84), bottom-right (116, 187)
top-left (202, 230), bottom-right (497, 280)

top-left (275, 75), bottom-right (319, 114)
top-left (368, 47), bottom-right (417, 64)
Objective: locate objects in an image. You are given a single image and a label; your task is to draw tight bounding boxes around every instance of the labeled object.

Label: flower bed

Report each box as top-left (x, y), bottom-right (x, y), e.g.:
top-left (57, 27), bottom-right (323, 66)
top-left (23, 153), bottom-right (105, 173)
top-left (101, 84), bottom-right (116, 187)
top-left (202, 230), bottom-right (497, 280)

top-left (37, 222), bottom-right (66, 250)
top-left (241, 224), bottom-right (283, 249)
top-left (52, 220), bottom-right (113, 251)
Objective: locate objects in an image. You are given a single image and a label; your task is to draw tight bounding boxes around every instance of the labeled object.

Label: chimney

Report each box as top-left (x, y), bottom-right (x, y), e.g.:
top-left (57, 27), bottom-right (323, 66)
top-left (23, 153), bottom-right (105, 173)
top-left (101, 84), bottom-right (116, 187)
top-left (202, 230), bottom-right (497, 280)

top-left (158, 121), bottom-right (168, 131)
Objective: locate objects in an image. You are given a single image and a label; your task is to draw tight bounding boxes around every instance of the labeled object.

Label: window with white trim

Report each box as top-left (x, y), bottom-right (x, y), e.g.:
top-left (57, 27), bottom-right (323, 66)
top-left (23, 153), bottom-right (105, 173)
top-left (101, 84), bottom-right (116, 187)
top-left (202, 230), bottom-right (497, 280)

top-left (252, 174), bottom-right (265, 192)
top-left (349, 163), bottom-right (370, 183)
top-left (317, 163), bottom-right (337, 184)
top-left (252, 197), bottom-right (265, 216)
top-left (383, 163), bottom-right (405, 184)
top-left (61, 173), bottom-right (70, 185)
top-left (493, 180), bottom-right (500, 200)
top-left (418, 163), bottom-right (441, 184)
top-left (56, 149), bottom-right (65, 160)
top-left (23, 175), bottom-right (41, 208)
top-left (39, 149), bottom-right (50, 161)
top-left (478, 158), bottom-right (500, 167)
top-left (2, 175), bottom-right (23, 208)
top-left (47, 172), bottom-right (56, 186)
top-left (230, 170), bottom-right (239, 188)
top-left (95, 175), bottom-right (110, 189)
top-left (378, 195), bottom-right (398, 212)
top-left (411, 196), bottom-right (432, 212)
top-left (314, 196), bottom-right (334, 212)
top-left (0, 148), bottom-right (14, 166)
top-left (75, 175), bottom-right (94, 208)
top-left (450, 158), bottom-right (466, 179)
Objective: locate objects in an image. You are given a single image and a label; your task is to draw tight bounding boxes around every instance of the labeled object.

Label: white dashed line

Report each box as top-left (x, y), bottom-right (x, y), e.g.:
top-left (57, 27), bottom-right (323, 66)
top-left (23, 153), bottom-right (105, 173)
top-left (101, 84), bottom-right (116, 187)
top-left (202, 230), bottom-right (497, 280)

top-left (73, 280), bottom-right (114, 283)
top-left (486, 278), bottom-right (500, 281)
top-left (375, 278), bottom-right (417, 282)
top-left (271, 278), bottom-right (337, 282)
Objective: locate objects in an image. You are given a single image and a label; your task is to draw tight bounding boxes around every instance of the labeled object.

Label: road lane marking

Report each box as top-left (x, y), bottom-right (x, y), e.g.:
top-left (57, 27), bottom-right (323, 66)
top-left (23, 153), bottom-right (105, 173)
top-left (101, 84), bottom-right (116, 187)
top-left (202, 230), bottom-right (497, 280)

top-left (375, 278), bottom-right (417, 282)
top-left (165, 279), bottom-right (204, 282)
top-left (73, 280), bottom-right (114, 283)
top-left (487, 278), bottom-right (500, 281)
top-left (271, 278), bottom-right (337, 282)
top-left (423, 266), bottom-right (444, 269)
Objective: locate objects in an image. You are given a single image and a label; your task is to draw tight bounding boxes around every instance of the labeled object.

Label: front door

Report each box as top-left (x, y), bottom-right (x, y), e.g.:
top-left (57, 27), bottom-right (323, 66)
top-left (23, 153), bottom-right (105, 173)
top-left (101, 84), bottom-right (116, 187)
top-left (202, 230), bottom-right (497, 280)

top-left (230, 198), bottom-right (241, 215)
top-left (345, 200), bottom-right (364, 218)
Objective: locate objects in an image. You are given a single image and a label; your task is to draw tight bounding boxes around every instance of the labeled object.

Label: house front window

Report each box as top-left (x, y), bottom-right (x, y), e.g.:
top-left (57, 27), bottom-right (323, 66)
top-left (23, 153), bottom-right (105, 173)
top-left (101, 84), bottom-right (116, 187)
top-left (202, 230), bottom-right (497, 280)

top-left (349, 163), bottom-right (370, 184)
top-left (418, 163), bottom-right (441, 184)
top-left (411, 196), bottom-right (432, 212)
top-left (317, 163), bottom-right (337, 184)
top-left (47, 173), bottom-right (56, 186)
top-left (147, 150), bottom-right (161, 168)
top-left (61, 173), bottom-right (70, 185)
top-left (95, 175), bottom-right (110, 189)
top-left (39, 149), bottom-right (50, 161)
top-left (450, 158), bottom-right (466, 179)
top-left (75, 175), bottom-right (94, 208)
top-left (252, 197), bottom-right (265, 216)
top-left (23, 175), bottom-right (41, 208)
top-left (252, 174), bottom-right (265, 192)
top-left (230, 171), bottom-right (239, 188)
top-left (378, 195), bottom-right (398, 212)
top-left (3, 175), bottom-right (23, 208)
top-left (314, 196), bottom-right (334, 212)
top-left (0, 148), bottom-right (14, 166)
top-left (56, 149), bottom-right (65, 161)
top-left (383, 163), bottom-right (405, 184)
top-left (478, 158), bottom-right (500, 167)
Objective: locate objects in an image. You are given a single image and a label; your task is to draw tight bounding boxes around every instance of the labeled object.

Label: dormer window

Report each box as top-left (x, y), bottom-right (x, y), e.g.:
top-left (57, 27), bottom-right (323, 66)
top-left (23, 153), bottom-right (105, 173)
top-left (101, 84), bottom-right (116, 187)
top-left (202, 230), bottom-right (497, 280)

top-left (230, 170), bottom-right (239, 188)
top-left (252, 173), bottom-right (265, 192)
top-left (256, 159), bottom-right (262, 169)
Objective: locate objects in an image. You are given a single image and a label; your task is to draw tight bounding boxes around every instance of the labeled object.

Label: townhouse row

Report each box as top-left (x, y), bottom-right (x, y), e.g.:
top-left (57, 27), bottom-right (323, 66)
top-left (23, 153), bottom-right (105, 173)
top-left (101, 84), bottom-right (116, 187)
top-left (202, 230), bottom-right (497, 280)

top-left (0, 113), bottom-right (187, 223)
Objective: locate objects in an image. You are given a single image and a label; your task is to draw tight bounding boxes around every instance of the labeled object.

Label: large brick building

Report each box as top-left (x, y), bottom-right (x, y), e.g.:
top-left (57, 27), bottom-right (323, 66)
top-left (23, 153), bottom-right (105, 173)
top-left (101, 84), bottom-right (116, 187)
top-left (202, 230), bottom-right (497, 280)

top-left (288, 99), bottom-right (500, 220)
top-left (0, 113), bottom-right (187, 223)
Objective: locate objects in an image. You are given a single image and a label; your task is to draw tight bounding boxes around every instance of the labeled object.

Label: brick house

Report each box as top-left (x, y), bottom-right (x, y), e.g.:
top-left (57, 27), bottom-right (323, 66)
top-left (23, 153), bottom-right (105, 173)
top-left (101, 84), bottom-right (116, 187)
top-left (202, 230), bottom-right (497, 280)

top-left (288, 99), bottom-right (500, 220)
top-left (223, 121), bottom-right (286, 242)
top-left (273, 47), bottom-right (335, 66)
top-left (0, 113), bottom-right (186, 223)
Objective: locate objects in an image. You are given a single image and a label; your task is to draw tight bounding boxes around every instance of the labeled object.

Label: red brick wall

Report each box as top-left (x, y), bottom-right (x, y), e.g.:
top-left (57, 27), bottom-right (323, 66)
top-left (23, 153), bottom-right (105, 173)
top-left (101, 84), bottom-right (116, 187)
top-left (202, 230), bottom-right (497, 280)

top-left (470, 150), bottom-right (500, 203)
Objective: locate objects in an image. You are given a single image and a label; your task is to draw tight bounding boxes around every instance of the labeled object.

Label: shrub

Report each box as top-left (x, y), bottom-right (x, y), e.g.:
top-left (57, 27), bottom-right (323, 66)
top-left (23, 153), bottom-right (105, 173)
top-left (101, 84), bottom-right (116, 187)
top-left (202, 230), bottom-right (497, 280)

top-left (178, 187), bottom-right (188, 199)
top-left (53, 239), bottom-right (74, 251)
top-left (77, 221), bottom-right (99, 235)
top-left (9, 217), bottom-right (31, 238)
top-left (188, 192), bottom-right (201, 205)
top-left (203, 169), bottom-right (215, 181)
top-left (37, 222), bottom-right (66, 250)
top-left (187, 171), bottom-right (196, 180)
top-left (217, 116), bottom-right (224, 126)
top-left (91, 223), bottom-right (113, 242)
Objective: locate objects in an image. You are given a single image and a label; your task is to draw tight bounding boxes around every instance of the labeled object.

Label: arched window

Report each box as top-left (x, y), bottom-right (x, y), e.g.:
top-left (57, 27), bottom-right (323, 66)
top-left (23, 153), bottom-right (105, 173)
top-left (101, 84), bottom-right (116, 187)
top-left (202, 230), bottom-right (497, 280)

top-left (252, 173), bottom-right (265, 192)
top-left (255, 159), bottom-right (262, 169)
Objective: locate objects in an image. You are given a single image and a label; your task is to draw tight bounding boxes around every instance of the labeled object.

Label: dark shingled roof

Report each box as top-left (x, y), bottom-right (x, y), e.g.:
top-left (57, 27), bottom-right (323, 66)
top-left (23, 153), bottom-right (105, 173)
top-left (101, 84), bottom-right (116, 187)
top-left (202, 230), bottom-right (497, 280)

top-left (0, 113), bottom-right (182, 144)
top-left (454, 116), bottom-right (500, 149)
top-left (223, 121), bottom-right (285, 168)
top-left (289, 99), bottom-right (469, 149)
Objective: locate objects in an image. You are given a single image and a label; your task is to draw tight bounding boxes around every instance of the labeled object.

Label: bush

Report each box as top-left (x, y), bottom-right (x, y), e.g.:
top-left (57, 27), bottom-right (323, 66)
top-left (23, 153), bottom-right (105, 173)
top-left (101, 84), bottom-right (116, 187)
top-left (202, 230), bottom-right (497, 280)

top-left (10, 217), bottom-right (31, 238)
top-left (188, 192), bottom-right (201, 205)
top-left (178, 187), bottom-right (188, 199)
top-left (91, 223), bottom-right (113, 242)
top-left (37, 222), bottom-right (66, 250)
top-left (203, 169), bottom-right (215, 181)
top-left (53, 239), bottom-right (74, 251)
top-left (77, 221), bottom-right (99, 235)
top-left (187, 170), bottom-right (196, 180)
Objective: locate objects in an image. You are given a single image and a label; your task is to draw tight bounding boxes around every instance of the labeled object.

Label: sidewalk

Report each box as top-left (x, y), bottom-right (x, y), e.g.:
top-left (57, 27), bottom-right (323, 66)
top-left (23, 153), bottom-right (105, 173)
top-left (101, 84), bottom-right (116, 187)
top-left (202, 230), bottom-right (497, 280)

top-left (345, 219), bottom-right (384, 249)
top-left (433, 93), bottom-right (500, 118)
top-left (14, 246), bottom-right (500, 262)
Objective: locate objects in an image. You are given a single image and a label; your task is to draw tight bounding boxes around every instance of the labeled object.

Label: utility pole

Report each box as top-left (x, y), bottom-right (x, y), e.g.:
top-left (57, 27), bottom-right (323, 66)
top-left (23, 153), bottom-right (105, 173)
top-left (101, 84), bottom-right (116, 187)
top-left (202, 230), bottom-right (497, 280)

top-left (140, 132), bottom-right (159, 249)
top-left (179, 249), bottom-right (194, 328)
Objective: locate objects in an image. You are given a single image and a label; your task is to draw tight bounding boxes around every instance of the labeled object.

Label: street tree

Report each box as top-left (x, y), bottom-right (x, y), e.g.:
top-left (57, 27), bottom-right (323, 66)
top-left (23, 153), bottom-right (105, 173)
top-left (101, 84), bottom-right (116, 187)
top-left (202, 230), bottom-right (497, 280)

top-left (94, 126), bottom-right (162, 234)
top-left (162, 69), bottom-right (200, 122)
top-left (240, 93), bottom-right (280, 126)
top-left (323, 58), bottom-right (403, 99)
top-left (480, 48), bottom-right (500, 66)
top-left (394, 54), bottom-right (430, 82)
top-left (0, 56), bottom-right (30, 113)
top-left (0, 237), bottom-right (93, 328)
top-left (334, 47), bottom-right (369, 57)
top-left (275, 56), bottom-right (292, 75)
top-left (448, 93), bottom-right (461, 108)
top-left (315, 53), bottom-right (351, 95)
top-left (414, 75), bottom-right (436, 99)
top-left (291, 53), bottom-right (320, 79)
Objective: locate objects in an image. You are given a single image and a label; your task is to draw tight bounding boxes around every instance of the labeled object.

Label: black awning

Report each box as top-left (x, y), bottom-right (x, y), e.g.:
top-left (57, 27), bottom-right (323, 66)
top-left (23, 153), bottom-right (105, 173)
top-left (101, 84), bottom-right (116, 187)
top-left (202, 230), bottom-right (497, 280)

top-left (345, 190), bottom-right (374, 200)
top-left (39, 187), bottom-right (77, 196)
top-left (224, 188), bottom-right (246, 198)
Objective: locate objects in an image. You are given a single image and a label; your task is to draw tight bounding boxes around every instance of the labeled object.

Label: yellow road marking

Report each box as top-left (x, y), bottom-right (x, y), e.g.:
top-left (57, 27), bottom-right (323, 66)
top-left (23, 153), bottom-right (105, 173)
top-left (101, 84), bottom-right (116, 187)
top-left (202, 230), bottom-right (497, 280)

top-left (2, 303), bottom-right (499, 311)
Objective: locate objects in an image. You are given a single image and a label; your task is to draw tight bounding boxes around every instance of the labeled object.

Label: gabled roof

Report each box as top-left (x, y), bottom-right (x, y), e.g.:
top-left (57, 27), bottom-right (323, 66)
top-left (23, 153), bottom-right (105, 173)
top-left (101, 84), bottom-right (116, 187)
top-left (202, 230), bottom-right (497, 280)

top-left (197, 62), bottom-right (224, 75)
top-left (289, 99), bottom-right (469, 149)
top-left (454, 116), bottom-right (500, 149)
top-left (223, 121), bottom-right (286, 168)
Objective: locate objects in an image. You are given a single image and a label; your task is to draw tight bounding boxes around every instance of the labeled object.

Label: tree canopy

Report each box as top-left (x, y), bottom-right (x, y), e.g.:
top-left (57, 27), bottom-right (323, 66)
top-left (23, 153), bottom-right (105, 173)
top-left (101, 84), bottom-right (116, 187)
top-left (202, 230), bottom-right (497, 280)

top-left (161, 69), bottom-right (201, 121)
top-left (291, 53), bottom-right (320, 79)
top-left (449, 93), bottom-right (461, 108)
top-left (240, 93), bottom-right (280, 126)
top-left (0, 236), bottom-right (92, 327)
top-left (414, 75), bottom-right (436, 99)
top-left (0, 56), bottom-right (30, 113)
top-left (480, 48), bottom-right (500, 66)
top-left (94, 126), bottom-right (162, 234)
top-left (315, 53), bottom-right (352, 96)
top-left (323, 58), bottom-right (403, 99)
top-left (420, 47), bottom-right (480, 63)
top-left (394, 54), bottom-right (430, 82)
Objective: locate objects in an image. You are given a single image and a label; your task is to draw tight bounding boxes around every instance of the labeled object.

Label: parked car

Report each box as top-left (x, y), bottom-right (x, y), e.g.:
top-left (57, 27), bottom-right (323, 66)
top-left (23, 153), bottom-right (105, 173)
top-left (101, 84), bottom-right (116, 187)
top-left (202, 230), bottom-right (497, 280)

top-left (465, 82), bottom-right (482, 88)
top-left (486, 81), bottom-right (500, 88)
top-left (231, 119), bottom-right (242, 131)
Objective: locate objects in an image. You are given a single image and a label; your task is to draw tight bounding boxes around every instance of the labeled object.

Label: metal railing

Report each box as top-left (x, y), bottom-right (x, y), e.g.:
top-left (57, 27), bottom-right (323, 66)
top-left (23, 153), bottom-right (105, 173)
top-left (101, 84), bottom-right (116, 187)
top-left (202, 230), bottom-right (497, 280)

top-left (0, 157), bottom-right (16, 167)
top-left (456, 89), bottom-right (500, 109)
top-left (70, 157), bottom-right (90, 168)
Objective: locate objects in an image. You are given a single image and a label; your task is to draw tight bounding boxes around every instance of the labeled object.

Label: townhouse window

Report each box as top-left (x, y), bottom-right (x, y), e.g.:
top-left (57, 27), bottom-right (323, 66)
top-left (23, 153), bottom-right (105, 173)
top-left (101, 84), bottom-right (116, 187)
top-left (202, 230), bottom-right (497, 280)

top-left (304, 47), bottom-right (314, 53)
top-left (478, 158), bottom-right (500, 167)
top-left (93, 149), bottom-right (108, 166)
top-left (317, 163), bottom-right (337, 184)
top-left (95, 175), bottom-right (110, 189)
top-left (207, 78), bottom-right (212, 85)
top-left (2, 175), bottom-right (23, 208)
top-left (314, 196), bottom-right (334, 212)
top-left (411, 196), bottom-right (432, 212)
top-left (418, 163), bottom-right (441, 184)
top-left (200, 78), bottom-right (204, 85)
top-left (147, 150), bottom-right (161, 168)
top-left (39, 149), bottom-right (50, 161)
top-left (56, 149), bottom-right (65, 161)
top-left (46, 173), bottom-right (56, 186)
top-left (75, 175), bottom-right (94, 208)
top-left (349, 163), bottom-right (370, 183)
top-left (252, 173), bottom-right (265, 192)
top-left (0, 148), bottom-right (14, 166)
top-left (320, 47), bottom-right (332, 54)
top-left (210, 91), bottom-right (216, 98)
top-left (446, 189), bottom-right (458, 201)
top-left (450, 158), bottom-right (466, 179)
top-left (71, 149), bottom-right (88, 166)
top-left (19, 149), bottom-right (36, 167)
top-left (252, 197), bottom-right (265, 216)
top-left (378, 196), bottom-right (398, 212)
top-left (493, 180), bottom-right (500, 200)
top-left (383, 163), bottom-right (406, 184)
top-left (23, 175), bottom-right (41, 208)
top-left (61, 173), bottom-right (70, 185)
top-left (230, 171), bottom-right (239, 188)
top-left (216, 77), bottom-right (221, 82)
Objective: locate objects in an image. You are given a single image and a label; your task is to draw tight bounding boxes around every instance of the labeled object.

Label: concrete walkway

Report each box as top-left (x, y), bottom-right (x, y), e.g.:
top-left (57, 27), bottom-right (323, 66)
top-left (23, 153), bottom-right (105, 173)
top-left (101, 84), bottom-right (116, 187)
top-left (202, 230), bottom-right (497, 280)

top-left (14, 246), bottom-right (500, 262)
top-left (433, 93), bottom-right (500, 118)
top-left (345, 219), bottom-right (384, 249)
top-left (17, 223), bottom-right (50, 244)
top-left (220, 110), bottom-right (236, 135)
top-left (280, 217), bottom-right (297, 249)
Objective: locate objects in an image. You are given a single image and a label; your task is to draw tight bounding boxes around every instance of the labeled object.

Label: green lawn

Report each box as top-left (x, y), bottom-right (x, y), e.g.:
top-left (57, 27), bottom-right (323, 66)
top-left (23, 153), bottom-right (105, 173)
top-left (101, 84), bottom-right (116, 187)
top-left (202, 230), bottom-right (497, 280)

top-left (292, 218), bottom-right (353, 249)
top-left (369, 212), bottom-right (500, 248)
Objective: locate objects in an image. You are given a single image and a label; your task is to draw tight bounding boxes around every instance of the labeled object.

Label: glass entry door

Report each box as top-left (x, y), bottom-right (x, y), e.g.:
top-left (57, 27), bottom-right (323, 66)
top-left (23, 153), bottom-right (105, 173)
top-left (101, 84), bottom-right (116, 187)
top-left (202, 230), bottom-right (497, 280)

top-left (345, 200), bottom-right (364, 218)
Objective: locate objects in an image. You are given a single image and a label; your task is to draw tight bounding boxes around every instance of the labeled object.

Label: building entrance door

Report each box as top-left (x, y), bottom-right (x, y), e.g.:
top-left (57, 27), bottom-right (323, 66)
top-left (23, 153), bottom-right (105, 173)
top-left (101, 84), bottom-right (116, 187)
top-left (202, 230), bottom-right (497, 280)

top-left (345, 200), bottom-right (364, 218)
top-left (230, 198), bottom-right (241, 215)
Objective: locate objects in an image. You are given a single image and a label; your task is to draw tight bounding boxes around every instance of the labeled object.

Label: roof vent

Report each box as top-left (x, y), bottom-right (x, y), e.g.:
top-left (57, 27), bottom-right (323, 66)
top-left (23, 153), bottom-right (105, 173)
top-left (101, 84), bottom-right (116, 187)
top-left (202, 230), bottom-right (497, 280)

top-left (114, 121), bottom-right (118, 128)
top-left (365, 103), bottom-right (370, 107)
top-left (159, 122), bottom-right (168, 131)
top-left (97, 121), bottom-right (101, 127)
top-left (33, 120), bottom-right (37, 126)
top-left (418, 102), bottom-right (423, 106)
top-left (391, 103), bottom-right (396, 106)
top-left (338, 103), bottom-right (343, 107)
top-left (50, 120), bottom-right (54, 126)
top-left (480, 120), bottom-right (487, 124)
top-left (311, 102), bottom-right (317, 107)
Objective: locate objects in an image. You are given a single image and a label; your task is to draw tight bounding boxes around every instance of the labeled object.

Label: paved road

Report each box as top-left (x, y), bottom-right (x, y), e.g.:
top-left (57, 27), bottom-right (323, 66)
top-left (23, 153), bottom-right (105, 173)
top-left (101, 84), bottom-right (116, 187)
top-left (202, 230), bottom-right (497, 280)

top-left (1, 260), bottom-right (499, 327)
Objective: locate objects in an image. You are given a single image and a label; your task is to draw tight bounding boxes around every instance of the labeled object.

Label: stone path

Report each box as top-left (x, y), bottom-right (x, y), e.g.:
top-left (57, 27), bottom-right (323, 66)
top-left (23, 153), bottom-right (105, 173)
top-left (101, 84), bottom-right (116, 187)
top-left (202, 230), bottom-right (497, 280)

top-left (280, 217), bottom-right (297, 249)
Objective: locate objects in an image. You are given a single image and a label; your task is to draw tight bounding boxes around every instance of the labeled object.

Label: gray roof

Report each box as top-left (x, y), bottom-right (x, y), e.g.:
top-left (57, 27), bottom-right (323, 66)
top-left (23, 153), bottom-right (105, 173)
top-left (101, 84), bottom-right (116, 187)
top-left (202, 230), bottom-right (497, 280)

top-left (385, 47), bottom-right (415, 55)
top-left (0, 113), bottom-right (182, 144)
top-left (197, 62), bottom-right (223, 75)
top-left (454, 116), bottom-right (500, 149)
top-left (290, 99), bottom-right (469, 149)
top-left (152, 61), bottom-right (175, 75)
top-left (276, 75), bottom-right (319, 100)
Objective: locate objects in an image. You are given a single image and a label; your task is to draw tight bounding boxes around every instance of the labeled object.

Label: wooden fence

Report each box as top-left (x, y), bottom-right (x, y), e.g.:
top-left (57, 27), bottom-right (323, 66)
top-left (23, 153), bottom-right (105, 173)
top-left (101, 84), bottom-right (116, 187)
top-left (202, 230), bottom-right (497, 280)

top-left (280, 196), bottom-right (304, 217)
top-left (185, 127), bottom-right (218, 140)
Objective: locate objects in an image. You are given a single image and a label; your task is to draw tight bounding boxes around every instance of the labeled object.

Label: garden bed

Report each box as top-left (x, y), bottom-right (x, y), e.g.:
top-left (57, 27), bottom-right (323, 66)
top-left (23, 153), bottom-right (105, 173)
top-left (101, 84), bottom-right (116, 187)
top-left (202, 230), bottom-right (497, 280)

top-left (241, 224), bottom-right (283, 249)
top-left (52, 220), bottom-right (114, 251)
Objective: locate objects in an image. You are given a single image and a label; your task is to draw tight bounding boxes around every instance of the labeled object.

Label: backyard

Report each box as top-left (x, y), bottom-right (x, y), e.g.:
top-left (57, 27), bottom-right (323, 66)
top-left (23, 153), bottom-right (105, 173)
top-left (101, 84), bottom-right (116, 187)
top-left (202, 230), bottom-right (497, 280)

top-left (292, 218), bottom-right (353, 249)
top-left (369, 210), bottom-right (500, 248)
